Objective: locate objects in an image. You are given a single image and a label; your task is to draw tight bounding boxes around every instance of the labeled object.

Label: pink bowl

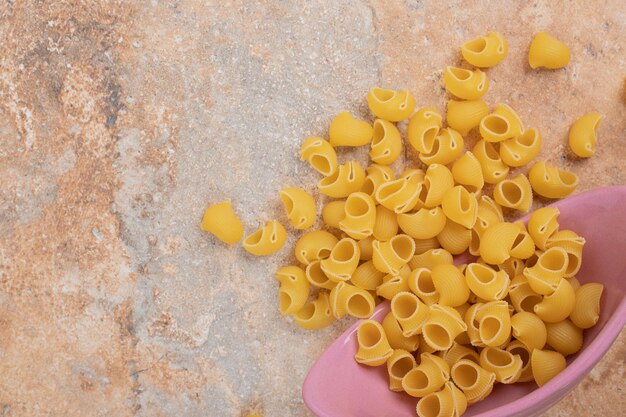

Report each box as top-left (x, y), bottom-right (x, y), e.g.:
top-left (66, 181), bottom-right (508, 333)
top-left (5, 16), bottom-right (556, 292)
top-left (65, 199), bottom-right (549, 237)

top-left (303, 186), bottom-right (626, 417)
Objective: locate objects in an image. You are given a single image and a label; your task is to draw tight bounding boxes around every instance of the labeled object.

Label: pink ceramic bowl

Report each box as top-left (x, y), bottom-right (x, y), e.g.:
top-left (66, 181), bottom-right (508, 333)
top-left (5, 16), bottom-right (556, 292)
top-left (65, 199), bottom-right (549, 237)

top-left (303, 186), bottom-right (626, 417)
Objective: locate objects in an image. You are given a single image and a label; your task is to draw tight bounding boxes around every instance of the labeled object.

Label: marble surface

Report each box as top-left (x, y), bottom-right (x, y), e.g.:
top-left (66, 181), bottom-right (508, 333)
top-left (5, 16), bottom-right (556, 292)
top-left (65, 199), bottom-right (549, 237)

top-left (0, 1), bottom-right (624, 416)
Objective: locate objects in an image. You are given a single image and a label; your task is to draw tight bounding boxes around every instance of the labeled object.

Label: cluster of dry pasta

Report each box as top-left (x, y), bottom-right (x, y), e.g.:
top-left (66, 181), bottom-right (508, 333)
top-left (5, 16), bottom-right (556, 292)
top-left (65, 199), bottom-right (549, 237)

top-left (200, 30), bottom-right (604, 417)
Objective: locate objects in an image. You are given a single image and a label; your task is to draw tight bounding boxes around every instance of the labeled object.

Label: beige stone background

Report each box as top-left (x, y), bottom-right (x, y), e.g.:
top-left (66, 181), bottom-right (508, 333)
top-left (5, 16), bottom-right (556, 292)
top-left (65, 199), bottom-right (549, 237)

top-left (0, 1), bottom-right (624, 416)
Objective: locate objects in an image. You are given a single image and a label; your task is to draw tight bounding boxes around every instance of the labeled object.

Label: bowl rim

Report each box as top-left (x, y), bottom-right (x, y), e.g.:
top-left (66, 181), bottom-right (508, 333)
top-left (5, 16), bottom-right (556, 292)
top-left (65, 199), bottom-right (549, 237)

top-left (303, 185), bottom-right (626, 417)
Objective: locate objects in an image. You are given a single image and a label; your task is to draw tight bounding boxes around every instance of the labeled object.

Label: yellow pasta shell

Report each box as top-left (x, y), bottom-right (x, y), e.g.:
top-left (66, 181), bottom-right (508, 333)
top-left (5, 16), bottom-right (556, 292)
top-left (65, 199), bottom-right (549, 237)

top-left (500, 128), bottom-right (542, 167)
top-left (339, 192), bottom-right (376, 240)
top-left (279, 187), bottom-right (316, 230)
top-left (510, 311), bottom-right (547, 351)
top-left (472, 139), bottom-right (509, 184)
top-left (293, 292), bottom-right (335, 330)
top-left (452, 151), bottom-right (484, 194)
top-left (416, 381), bottom-right (467, 417)
top-left (408, 106), bottom-right (442, 153)
top-left (382, 312), bottom-right (421, 351)
top-left (493, 174), bottom-right (533, 213)
top-left (320, 237), bottom-right (360, 282)
top-left (409, 248), bottom-right (453, 270)
top-left (506, 341), bottom-right (534, 382)
top-left (401, 168), bottom-right (426, 184)
top-left (442, 185), bottom-right (478, 229)
top-left (200, 201), bottom-right (244, 244)
top-left (403, 353), bottom-right (450, 397)
top-left (372, 205), bottom-right (399, 241)
top-left (275, 265), bottom-right (311, 315)
top-left (295, 230), bottom-right (338, 265)
top-left (465, 263), bottom-right (510, 301)
top-left (546, 230), bottom-right (586, 277)
top-left (531, 349), bottom-right (566, 387)
top-left (376, 265), bottom-right (411, 300)
top-left (498, 257), bottom-right (525, 280)
top-left (391, 291), bottom-right (430, 337)
top-left (545, 319), bottom-right (583, 356)
top-left (446, 99), bottom-right (489, 136)
top-left (480, 103), bottom-right (525, 143)
top-left (441, 342), bottom-right (480, 368)
top-left (321, 200), bottom-right (345, 229)
top-left (528, 32), bottom-right (571, 69)
top-left (422, 304), bottom-right (468, 350)
top-left (361, 164), bottom-right (396, 197)
top-left (437, 220), bottom-right (472, 255)
top-left (397, 207), bottom-right (447, 240)
top-left (568, 112), bottom-right (602, 158)
top-left (432, 264), bottom-right (470, 307)
top-left (376, 177), bottom-right (421, 214)
top-left (329, 281), bottom-right (376, 319)
top-left (351, 260), bottom-right (385, 290)
top-left (357, 235), bottom-right (375, 261)
top-left (372, 234), bottom-right (415, 275)
top-left (355, 319), bottom-right (394, 366)
top-left (528, 161), bottom-right (578, 199)
top-left (305, 260), bottom-right (336, 290)
top-left (419, 128), bottom-right (464, 166)
top-left (480, 222), bottom-right (531, 264)
top-left (370, 119), bottom-right (403, 165)
top-left (367, 87), bottom-right (416, 122)
top-left (527, 207), bottom-right (560, 250)
top-left (300, 136), bottom-right (338, 176)
top-left (418, 164), bottom-right (455, 209)
top-left (534, 278), bottom-right (576, 323)
top-left (476, 301), bottom-right (511, 347)
top-left (328, 111), bottom-right (373, 147)
top-left (523, 247), bottom-right (569, 294)
top-left (408, 268), bottom-right (440, 305)
top-left (451, 359), bottom-right (496, 404)
top-left (479, 346), bottom-right (523, 384)
top-left (570, 282), bottom-right (603, 329)
top-left (243, 220), bottom-right (287, 256)
top-left (318, 160), bottom-right (366, 198)
top-left (443, 66), bottom-right (490, 100)
top-left (414, 237), bottom-right (442, 256)
top-left (387, 349), bottom-right (417, 392)
top-left (461, 31), bottom-right (508, 68)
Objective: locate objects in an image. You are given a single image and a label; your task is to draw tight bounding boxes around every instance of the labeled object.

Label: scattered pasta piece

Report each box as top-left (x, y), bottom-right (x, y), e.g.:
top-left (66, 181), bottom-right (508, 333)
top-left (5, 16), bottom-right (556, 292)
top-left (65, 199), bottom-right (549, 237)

top-left (329, 111), bottom-right (373, 147)
top-left (528, 32), bottom-right (571, 69)
top-left (568, 112), bottom-right (603, 158)
top-left (367, 88), bottom-right (416, 122)
top-left (461, 32), bottom-right (508, 68)
top-left (443, 66), bottom-right (489, 100)
top-left (279, 187), bottom-right (316, 230)
top-left (200, 201), bottom-right (244, 244)
top-left (528, 161), bottom-right (578, 199)
top-left (242, 220), bottom-right (286, 256)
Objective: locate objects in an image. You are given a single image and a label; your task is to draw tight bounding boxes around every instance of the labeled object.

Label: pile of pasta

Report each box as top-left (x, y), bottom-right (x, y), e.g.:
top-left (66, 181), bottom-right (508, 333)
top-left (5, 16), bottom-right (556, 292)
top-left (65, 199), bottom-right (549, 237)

top-left (200, 30), bottom-right (605, 417)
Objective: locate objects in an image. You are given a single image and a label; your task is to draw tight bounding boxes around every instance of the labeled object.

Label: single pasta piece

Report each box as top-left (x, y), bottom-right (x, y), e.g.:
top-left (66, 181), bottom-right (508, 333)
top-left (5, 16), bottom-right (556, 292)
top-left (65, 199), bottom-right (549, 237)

top-left (355, 319), bottom-right (394, 366)
top-left (527, 207), bottom-right (560, 250)
top-left (472, 139), bottom-right (510, 184)
top-left (200, 201), bottom-right (244, 244)
top-left (351, 260), bottom-right (385, 290)
top-left (243, 220), bottom-right (287, 256)
top-left (480, 222), bottom-right (534, 264)
top-left (275, 266), bottom-right (310, 315)
top-left (461, 31), bottom-right (508, 68)
top-left (443, 66), bottom-right (490, 100)
top-left (408, 106), bottom-right (442, 153)
top-left (279, 187), bottom-right (316, 229)
top-left (372, 234), bottom-right (415, 275)
top-left (397, 207), bottom-right (447, 240)
top-left (451, 359), bottom-right (496, 404)
top-left (300, 137), bottom-right (338, 176)
top-left (318, 160), bottom-right (366, 198)
top-left (387, 349), bottom-right (417, 392)
top-left (328, 111), bottom-right (373, 147)
top-left (373, 205), bottom-right (399, 241)
top-left (451, 151), bottom-right (484, 194)
top-left (446, 99), bottom-right (489, 136)
top-left (509, 275), bottom-right (542, 314)
top-left (500, 128), bottom-right (542, 167)
top-left (511, 311), bottom-right (547, 351)
top-left (419, 128), bottom-right (464, 166)
top-left (479, 347), bottom-right (523, 384)
top-left (358, 235), bottom-right (375, 260)
top-left (400, 167), bottom-right (426, 183)
top-left (534, 278), bottom-right (576, 322)
top-left (531, 349), bottom-right (566, 387)
top-left (523, 247), bottom-right (569, 294)
top-left (391, 291), bottom-right (429, 336)
top-left (321, 200), bottom-right (345, 229)
top-left (422, 304), bottom-right (468, 350)
top-left (545, 230), bottom-right (586, 277)
top-left (493, 174), bottom-right (533, 213)
top-left (367, 87), bottom-right (416, 122)
top-left (370, 119), bottom-right (403, 165)
top-left (382, 312), bottom-right (421, 351)
top-left (339, 192), bottom-right (376, 240)
top-left (441, 185), bottom-right (478, 229)
top-left (408, 268), bottom-right (440, 305)
top-left (463, 303), bottom-right (484, 347)
top-left (570, 283), bottom-right (604, 329)
top-left (479, 103), bottom-right (524, 143)
top-left (528, 161), bottom-right (578, 199)
top-left (294, 230), bottom-right (338, 265)
top-left (361, 164), bottom-right (395, 197)
top-left (475, 301), bottom-right (511, 347)
top-left (440, 342), bottom-right (480, 368)
top-left (416, 381), bottom-right (467, 417)
top-left (437, 220), bottom-right (472, 255)
top-left (528, 32), bottom-right (571, 69)
top-left (305, 260), bottom-right (336, 290)
top-left (375, 177), bottom-right (421, 214)
top-left (409, 248), bottom-right (453, 270)
top-left (419, 164), bottom-right (455, 208)
top-left (431, 264), bottom-right (470, 307)
top-left (568, 112), bottom-right (603, 158)
top-left (377, 265), bottom-right (412, 300)
top-left (506, 341), bottom-right (534, 382)
top-left (402, 353), bottom-right (450, 397)
top-left (293, 292), bottom-right (335, 330)
top-left (545, 319), bottom-right (583, 356)
top-left (320, 237), bottom-right (360, 282)
top-left (465, 263), bottom-right (510, 301)
top-left (329, 281), bottom-right (376, 319)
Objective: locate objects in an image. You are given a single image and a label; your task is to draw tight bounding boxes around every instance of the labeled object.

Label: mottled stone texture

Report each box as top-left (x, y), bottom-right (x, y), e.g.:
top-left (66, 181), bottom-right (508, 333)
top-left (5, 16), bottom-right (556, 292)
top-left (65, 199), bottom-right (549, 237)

top-left (0, 1), bottom-right (624, 416)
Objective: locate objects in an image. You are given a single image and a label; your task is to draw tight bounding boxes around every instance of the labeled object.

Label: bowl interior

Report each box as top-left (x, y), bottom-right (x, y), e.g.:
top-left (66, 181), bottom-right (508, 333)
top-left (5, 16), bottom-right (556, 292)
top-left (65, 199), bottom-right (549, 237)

top-left (303, 186), bottom-right (626, 417)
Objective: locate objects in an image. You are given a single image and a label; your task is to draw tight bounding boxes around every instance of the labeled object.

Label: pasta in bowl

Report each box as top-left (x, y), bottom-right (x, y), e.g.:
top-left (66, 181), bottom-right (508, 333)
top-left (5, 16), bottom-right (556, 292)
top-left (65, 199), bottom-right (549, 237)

top-left (303, 186), bottom-right (626, 417)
